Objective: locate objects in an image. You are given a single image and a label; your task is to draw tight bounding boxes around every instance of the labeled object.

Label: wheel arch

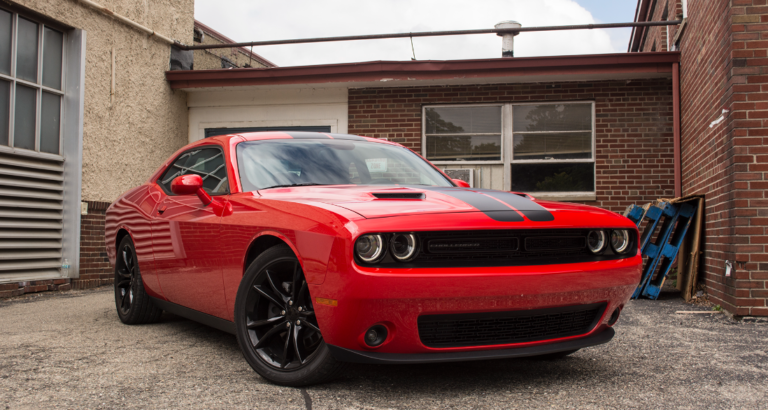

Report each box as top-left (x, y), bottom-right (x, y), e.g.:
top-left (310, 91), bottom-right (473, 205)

top-left (243, 232), bottom-right (300, 277)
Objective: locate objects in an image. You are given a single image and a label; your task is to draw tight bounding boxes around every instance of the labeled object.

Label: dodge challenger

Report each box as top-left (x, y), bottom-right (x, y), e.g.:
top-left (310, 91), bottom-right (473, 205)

top-left (105, 131), bottom-right (641, 386)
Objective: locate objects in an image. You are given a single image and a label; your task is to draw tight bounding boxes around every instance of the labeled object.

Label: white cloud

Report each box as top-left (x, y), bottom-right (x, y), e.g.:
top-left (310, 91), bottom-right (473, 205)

top-left (194, 0), bottom-right (618, 67)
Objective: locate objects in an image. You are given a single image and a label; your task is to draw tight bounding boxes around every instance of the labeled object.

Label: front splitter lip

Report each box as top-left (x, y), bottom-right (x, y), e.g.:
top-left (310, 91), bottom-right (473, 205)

top-left (327, 327), bottom-right (615, 364)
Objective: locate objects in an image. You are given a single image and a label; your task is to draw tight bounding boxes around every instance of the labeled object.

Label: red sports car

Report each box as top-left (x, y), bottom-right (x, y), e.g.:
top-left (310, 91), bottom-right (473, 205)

top-left (105, 131), bottom-right (641, 386)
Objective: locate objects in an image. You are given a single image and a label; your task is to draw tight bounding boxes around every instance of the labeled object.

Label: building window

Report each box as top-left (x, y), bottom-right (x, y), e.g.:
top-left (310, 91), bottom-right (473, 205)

top-left (423, 102), bottom-right (595, 195)
top-left (0, 7), bottom-right (64, 155)
top-left (424, 105), bottom-right (502, 161)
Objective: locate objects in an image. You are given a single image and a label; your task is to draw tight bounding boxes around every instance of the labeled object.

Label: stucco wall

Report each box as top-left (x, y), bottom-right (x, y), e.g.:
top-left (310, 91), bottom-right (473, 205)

top-left (13, 0), bottom-right (194, 202)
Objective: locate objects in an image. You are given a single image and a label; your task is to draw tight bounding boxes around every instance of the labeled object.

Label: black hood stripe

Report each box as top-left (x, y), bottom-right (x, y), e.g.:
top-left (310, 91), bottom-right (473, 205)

top-left (423, 188), bottom-right (524, 222)
top-left (420, 187), bottom-right (554, 222)
top-left (477, 190), bottom-right (555, 222)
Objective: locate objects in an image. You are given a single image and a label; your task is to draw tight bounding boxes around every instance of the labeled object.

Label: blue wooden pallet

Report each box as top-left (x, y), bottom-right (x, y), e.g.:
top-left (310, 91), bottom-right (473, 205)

top-left (626, 201), bottom-right (698, 300)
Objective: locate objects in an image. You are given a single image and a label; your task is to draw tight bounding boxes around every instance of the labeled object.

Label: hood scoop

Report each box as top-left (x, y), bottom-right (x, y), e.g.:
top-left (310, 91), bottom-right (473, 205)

top-left (372, 192), bottom-right (425, 200)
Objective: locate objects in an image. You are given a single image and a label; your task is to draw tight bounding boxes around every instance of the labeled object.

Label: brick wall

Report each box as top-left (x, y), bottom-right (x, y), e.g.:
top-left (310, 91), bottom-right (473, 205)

top-left (74, 201), bottom-right (114, 290)
top-left (348, 79), bottom-right (676, 214)
top-left (638, 0), bottom-right (768, 316)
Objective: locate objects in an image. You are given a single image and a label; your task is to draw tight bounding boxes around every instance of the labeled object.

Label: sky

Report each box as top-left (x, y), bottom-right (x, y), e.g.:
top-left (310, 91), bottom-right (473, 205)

top-left (193, 0), bottom-right (639, 67)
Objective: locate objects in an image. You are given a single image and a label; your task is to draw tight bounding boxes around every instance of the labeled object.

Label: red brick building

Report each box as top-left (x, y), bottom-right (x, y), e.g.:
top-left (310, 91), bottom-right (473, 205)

top-left (632, 0), bottom-right (768, 316)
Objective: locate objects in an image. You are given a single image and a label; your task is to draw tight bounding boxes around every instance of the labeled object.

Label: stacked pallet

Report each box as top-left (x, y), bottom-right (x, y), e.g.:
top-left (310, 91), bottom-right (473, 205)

top-left (623, 196), bottom-right (704, 301)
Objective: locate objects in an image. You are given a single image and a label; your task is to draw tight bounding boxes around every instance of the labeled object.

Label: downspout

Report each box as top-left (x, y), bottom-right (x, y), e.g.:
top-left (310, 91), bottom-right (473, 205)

top-left (78, 0), bottom-right (176, 45)
top-left (672, 61), bottom-right (682, 197)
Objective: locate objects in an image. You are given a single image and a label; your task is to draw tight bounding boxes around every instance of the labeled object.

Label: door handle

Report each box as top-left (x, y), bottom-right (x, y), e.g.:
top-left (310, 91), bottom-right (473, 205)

top-left (158, 205), bottom-right (167, 215)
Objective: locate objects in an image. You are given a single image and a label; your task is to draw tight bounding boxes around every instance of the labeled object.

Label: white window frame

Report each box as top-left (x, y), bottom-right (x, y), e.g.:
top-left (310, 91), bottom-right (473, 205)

top-left (0, 8), bottom-right (66, 160)
top-left (422, 103), bottom-right (504, 165)
top-left (422, 101), bottom-right (596, 198)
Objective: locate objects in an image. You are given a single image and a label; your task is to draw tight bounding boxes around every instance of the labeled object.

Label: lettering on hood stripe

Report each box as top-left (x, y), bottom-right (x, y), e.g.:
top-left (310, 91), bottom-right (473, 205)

top-left (477, 190), bottom-right (555, 222)
top-left (425, 188), bottom-right (524, 222)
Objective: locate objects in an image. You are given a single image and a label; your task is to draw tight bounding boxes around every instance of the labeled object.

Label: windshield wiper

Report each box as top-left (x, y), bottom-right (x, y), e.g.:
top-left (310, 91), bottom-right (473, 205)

top-left (260, 183), bottom-right (327, 190)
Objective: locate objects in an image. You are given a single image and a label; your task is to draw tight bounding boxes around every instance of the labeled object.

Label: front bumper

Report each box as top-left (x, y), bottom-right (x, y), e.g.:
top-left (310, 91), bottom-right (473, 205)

top-left (328, 327), bottom-right (614, 364)
top-left (311, 255), bottom-right (640, 356)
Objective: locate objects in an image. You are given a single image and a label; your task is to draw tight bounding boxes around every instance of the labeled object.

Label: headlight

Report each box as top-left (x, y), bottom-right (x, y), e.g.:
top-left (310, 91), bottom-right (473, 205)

top-left (356, 234), bottom-right (386, 263)
top-left (391, 233), bottom-right (418, 261)
top-left (610, 229), bottom-right (630, 254)
top-left (587, 230), bottom-right (607, 254)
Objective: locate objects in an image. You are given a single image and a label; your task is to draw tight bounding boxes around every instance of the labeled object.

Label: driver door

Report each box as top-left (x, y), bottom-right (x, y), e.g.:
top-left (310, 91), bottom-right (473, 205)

top-left (151, 146), bottom-right (230, 319)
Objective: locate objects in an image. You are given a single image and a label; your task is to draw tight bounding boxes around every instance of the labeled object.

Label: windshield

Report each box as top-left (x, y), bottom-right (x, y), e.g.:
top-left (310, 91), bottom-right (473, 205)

top-left (236, 139), bottom-right (454, 191)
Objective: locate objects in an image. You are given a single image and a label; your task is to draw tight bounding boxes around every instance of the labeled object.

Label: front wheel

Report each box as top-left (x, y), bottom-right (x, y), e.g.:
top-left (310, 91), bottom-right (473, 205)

top-left (234, 245), bottom-right (347, 386)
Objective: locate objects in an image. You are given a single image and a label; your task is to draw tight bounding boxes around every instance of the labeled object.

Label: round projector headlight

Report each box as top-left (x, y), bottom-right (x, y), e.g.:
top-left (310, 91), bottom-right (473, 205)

top-left (587, 230), bottom-right (607, 254)
top-left (356, 234), bottom-right (385, 263)
top-left (391, 233), bottom-right (418, 261)
top-left (610, 229), bottom-right (630, 254)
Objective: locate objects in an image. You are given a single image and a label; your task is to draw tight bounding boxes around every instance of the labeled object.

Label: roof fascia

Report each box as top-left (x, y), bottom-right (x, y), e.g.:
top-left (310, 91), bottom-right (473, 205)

top-left (166, 52), bottom-right (680, 89)
top-left (629, 0), bottom-right (652, 52)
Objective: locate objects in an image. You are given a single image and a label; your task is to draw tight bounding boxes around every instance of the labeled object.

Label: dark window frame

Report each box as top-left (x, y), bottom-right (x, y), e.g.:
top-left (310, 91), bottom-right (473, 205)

top-left (156, 144), bottom-right (231, 196)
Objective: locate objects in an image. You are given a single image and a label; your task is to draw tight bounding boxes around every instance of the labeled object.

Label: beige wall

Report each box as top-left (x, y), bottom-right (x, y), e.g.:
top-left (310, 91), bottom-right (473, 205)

top-left (13, 0), bottom-right (194, 202)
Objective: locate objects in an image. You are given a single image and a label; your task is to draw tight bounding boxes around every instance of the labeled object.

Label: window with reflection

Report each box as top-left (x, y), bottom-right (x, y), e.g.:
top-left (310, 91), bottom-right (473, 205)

top-left (0, 7), bottom-right (64, 154)
top-left (423, 102), bottom-right (595, 194)
top-left (511, 103), bottom-right (594, 193)
top-left (424, 106), bottom-right (502, 161)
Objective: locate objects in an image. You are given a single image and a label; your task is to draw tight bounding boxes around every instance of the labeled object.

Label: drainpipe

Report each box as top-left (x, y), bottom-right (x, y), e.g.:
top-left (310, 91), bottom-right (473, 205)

top-left (673, 62), bottom-right (681, 198)
top-left (495, 21), bottom-right (522, 57)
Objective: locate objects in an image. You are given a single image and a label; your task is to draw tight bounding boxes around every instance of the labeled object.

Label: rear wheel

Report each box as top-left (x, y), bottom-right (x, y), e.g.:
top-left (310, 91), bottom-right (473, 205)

top-left (234, 245), bottom-right (346, 386)
top-left (114, 236), bottom-right (162, 324)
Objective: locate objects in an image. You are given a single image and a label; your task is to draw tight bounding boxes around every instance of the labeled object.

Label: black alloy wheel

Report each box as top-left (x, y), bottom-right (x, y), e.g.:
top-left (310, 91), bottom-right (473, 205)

top-left (235, 245), bottom-right (346, 386)
top-left (114, 236), bottom-right (162, 324)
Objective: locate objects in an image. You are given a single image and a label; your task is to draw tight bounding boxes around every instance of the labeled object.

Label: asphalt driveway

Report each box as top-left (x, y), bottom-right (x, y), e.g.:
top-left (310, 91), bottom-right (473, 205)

top-left (0, 287), bottom-right (766, 410)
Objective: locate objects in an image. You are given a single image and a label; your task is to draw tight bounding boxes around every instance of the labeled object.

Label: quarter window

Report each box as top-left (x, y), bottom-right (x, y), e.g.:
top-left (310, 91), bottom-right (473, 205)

top-left (159, 148), bottom-right (229, 195)
top-left (0, 8), bottom-right (65, 154)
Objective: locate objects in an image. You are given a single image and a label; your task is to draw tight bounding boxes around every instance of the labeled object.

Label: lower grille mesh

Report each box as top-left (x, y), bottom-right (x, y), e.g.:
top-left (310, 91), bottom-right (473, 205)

top-left (418, 304), bottom-right (605, 348)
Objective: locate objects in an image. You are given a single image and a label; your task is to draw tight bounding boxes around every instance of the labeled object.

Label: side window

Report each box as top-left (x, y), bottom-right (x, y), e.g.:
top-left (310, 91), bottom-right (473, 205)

top-left (158, 148), bottom-right (229, 195)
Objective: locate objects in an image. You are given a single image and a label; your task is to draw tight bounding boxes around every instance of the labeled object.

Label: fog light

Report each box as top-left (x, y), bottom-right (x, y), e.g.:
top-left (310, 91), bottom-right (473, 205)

top-left (608, 307), bottom-right (621, 326)
top-left (364, 324), bottom-right (388, 347)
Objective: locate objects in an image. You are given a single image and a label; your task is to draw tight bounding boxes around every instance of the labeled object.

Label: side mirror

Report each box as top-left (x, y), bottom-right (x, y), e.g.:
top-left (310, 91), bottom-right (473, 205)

top-left (452, 178), bottom-right (470, 188)
top-left (171, 174), bottom-right (213, 205)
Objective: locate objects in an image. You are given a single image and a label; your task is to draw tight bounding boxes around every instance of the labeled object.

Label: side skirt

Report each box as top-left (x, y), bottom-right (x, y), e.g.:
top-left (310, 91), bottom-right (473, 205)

top-left (150, 297), bottom-right (235, 334)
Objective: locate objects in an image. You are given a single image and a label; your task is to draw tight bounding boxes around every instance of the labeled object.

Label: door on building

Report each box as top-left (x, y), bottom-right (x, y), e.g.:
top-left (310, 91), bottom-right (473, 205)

top-left (150, 146), bottom-right (230, 319)
top-left (204, 126), bottom-right (332, 139)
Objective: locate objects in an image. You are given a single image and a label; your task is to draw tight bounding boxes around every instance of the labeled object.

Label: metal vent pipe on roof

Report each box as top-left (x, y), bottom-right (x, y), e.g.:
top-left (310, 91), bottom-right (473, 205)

top-left (495, 21), bottom-right (522, 57)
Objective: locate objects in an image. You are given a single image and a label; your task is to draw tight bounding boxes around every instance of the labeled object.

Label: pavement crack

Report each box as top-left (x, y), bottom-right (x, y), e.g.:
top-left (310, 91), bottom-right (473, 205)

top-left (300, 387), bottom-right (312, 410)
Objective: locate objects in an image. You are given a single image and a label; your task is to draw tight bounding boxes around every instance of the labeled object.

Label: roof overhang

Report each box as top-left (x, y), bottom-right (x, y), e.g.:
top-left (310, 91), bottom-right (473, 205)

top-left (628, 0), bottom-right (652, 52)
top-left (166, 52), bottom-right (680, 91)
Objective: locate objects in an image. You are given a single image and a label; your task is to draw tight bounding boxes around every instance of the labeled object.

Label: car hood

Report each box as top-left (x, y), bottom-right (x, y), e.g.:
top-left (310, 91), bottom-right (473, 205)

top-left (256, 185), bottom-right (617, 222)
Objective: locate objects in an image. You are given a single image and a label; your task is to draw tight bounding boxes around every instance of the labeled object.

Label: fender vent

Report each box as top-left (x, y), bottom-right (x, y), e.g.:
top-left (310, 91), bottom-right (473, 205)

top-left (372, 192), bottom-right (425, 199)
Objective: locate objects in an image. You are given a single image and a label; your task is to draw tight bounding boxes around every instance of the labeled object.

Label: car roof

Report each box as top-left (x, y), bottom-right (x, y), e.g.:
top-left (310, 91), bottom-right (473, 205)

top-left (205, 131), bottom-right (403, 147)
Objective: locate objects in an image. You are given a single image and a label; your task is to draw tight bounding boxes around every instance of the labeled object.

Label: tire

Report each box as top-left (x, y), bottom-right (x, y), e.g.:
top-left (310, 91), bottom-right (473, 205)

top-left (114, 236), bottom-right (163, 324)
top-left (234, 244), bottom-right (347, 386)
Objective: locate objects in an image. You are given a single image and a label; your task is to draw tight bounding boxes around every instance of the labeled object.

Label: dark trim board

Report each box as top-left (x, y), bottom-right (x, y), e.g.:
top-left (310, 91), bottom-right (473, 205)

top-left (151, 297), bottom-right (236, 334)
top-left (204, 126), bottom-right (332, 139)
top-left (327, 328), bottom-right (614, 364)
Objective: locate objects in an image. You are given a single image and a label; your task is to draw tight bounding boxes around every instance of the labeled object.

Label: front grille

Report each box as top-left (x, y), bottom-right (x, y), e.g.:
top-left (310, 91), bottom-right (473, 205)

top-left (354, 229), bottom-right (637, 268)
top-left (418, 303), bottom-right (605, 348)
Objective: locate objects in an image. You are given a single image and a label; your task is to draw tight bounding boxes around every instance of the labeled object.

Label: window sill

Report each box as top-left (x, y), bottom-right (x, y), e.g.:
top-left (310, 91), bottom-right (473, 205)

top-left (529, 193), bottom-right (596, 202)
